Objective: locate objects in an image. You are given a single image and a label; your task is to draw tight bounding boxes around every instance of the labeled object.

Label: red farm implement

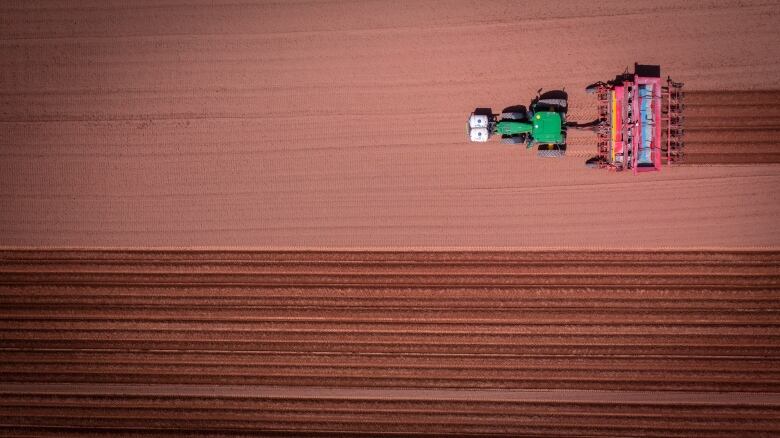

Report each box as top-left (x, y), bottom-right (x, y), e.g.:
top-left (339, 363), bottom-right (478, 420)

top-left (585, 64), bottom-right (684, 174)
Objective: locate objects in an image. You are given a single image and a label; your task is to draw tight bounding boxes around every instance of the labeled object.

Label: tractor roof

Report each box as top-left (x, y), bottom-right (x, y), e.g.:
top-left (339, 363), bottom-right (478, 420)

top-left (531, 111), bottom-right (563, 144)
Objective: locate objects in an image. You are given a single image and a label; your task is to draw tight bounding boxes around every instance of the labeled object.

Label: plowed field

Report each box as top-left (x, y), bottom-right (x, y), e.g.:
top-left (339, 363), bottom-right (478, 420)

top-left (1, 250), bottom-right (779, 436)
top-left (683, 90), bottom-right (780, 164)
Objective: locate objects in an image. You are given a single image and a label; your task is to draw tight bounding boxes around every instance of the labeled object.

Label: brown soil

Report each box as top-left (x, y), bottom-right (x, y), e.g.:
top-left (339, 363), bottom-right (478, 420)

top-left (1, 250), bottom-right (779, 436)
top-left (2, 2), bottom-right (780, 436)
top-left (683, 91), bottom-right (780, 164)
top-left (1, 1), bottom-right (780, 249)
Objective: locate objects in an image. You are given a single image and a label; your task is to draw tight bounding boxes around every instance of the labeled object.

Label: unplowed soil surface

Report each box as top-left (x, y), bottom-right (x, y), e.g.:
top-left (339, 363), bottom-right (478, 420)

top-left (1, 250), bottom-right (779, 436)
top-left (1, 0), bottom-right (780, 249)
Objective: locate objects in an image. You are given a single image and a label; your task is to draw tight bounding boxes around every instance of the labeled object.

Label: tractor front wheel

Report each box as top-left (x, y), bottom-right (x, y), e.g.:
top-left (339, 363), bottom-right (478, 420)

top-left (500, 105), bottom-right (528, 121)
top-left (501, 112), bottom-right (527, 121)
top-left (501, 134), bottom-right (527, 144)
top-left (537, 142), bottom-right (566, 158)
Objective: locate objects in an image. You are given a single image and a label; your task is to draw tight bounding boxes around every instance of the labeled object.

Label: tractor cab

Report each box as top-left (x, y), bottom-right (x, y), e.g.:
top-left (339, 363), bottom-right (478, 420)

top-left (527, 111), bottom-right (563, 144)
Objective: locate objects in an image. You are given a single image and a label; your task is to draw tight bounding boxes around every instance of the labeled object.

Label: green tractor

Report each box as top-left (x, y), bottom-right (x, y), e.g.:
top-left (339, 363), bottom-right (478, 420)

top-left (467, 90), bottom-right (568, 157)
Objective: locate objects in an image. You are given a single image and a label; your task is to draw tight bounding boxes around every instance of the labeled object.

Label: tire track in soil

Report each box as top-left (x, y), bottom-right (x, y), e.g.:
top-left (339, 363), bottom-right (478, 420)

top-left (682, 90), bottom-right (780, 165)
top-left (1, 250), bottom-right (779, 436)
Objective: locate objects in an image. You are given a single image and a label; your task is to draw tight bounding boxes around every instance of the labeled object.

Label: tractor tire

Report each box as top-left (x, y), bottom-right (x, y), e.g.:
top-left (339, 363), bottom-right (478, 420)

top-left (537, 148), bottom-right (565, 158)
top-left (500, 112), bottom-right (526, 121)
top-left (501, 134), bottom-right (526, 144)
top-left (537, 140), bottom-right (566, 158)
